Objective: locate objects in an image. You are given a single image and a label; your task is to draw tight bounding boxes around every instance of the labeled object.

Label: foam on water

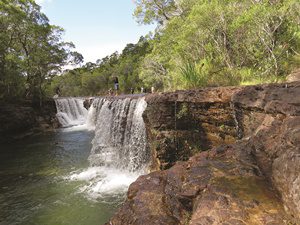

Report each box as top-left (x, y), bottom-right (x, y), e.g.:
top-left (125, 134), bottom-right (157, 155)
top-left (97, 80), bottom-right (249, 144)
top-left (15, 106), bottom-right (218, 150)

top-left (60, 124), bottom-right (89, 132)
top-left (55, 97), bottom-right (149, 201)
top-left (68, 167), bottom-right (141, 200)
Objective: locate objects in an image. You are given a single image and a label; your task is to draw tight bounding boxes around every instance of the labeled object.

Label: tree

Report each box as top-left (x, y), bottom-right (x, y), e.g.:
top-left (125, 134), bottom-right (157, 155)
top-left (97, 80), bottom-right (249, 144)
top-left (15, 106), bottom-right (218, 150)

top-left (138, 0), bottom-right (300, 89)
top-left (51, 36), bottom-right (152, 96)
top-left (49, 0), bottom-right (300, 95)
top-left (133, 0), bottom-right (177, 25)
top-left (0, 0), bottom-right (83, 103)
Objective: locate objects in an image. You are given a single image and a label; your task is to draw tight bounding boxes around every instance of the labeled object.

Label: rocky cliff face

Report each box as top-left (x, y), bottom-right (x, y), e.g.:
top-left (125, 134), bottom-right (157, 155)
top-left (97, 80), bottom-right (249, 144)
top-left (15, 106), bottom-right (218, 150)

top-left (108, 82), bottom-right (300, 224)
top-left (232, 83), bottom-right (300, 222)
top-left (144, 87), bottom-right (241, 170)
top-left (0, 99), bottom-right (59, 143)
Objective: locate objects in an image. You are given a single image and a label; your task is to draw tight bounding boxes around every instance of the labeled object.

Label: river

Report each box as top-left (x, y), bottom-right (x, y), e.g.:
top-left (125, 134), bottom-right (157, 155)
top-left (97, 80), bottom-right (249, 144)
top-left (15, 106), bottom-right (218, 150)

top-left (0, 97), bottom-right (149, 225)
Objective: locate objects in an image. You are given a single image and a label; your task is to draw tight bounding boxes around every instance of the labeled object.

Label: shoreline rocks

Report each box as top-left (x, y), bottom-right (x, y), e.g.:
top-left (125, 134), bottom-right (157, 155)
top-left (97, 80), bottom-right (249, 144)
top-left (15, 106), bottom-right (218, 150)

top-left (0, 99), bottom-right (59, 143)
top-left (109, 144), bottom-right (292, 225)
top-left (108, 82), bottom-right (300, 224)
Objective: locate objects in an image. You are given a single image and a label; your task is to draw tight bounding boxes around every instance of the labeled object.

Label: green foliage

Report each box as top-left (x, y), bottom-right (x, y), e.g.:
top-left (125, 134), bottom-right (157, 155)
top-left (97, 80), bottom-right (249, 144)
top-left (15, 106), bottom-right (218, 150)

top-left (134, 0), bottom-right (300, 90)
top-left (52, 36), bottom-right (152, 96)
top-left (133, 0), bottom-right (177, 25)
top-left (12, 0), bottom-right (299, 98)
top-left (176, 103), bottom-right (188, 119)
top-left (0, 0), bottom-right (82, 103)
top-left (55, 0), bottom-right (300, 95)
top-left (180, 62), bottom-right (208, 89)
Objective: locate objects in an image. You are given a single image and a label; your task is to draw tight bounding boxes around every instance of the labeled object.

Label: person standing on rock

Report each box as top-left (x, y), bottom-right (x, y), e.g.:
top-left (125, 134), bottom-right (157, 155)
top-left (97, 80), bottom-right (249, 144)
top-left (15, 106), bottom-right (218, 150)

top-left (55, 86), bottom-right (61, 96)
top-left (151, 86), bottom-right (155, 93)
top-left (114, 76), bottom-right (119, 96)
top-left (130, 87), bottom-right (134, 94)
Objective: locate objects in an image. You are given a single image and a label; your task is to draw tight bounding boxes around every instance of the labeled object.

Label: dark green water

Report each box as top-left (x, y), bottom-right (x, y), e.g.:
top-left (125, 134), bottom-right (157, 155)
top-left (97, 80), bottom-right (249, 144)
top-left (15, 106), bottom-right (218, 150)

top-left (0, 129), bottom-right (121, 225)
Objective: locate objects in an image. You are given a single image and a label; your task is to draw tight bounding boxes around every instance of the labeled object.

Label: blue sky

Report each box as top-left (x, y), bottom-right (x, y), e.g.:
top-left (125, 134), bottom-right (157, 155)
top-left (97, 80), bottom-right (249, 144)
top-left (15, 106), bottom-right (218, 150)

top-left (37, 0), bottom-right (155, 63)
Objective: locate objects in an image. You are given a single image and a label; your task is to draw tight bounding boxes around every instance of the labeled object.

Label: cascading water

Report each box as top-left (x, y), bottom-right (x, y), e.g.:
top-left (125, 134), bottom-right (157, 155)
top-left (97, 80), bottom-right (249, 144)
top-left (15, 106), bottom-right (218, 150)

top-left (89, 97), bottom-right (149, 171)
top-left (55, 96), bottom-right (149, 199)
top-left (1, 96), bottom-right (149, 225)
top-left (54, 97), bottom-right (88, 127)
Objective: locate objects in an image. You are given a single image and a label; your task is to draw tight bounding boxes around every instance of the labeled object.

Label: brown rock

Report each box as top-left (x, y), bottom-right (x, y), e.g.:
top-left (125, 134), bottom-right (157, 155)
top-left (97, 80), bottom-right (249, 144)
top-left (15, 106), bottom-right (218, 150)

top-left (0, 99), bottom-right (59, 143)
top-left (144, 87), bottom-right (241, 170)
top-left (108, 82), bottom-right (300, 224)
top-left (83, 97), bottom-right (94, 110)
top-left (232, 82), bottom-right (300, 220)
top-left (108, 144), bottom-right (292, 225)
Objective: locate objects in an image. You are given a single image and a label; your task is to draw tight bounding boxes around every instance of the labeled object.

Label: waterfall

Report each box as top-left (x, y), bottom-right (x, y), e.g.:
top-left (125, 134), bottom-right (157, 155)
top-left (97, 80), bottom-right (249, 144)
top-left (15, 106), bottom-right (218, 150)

top-left (54, 98), bottom-right (88, 127)
top-left (55, 96), bottom-right (149, 199)
top-left (89, 97), bottom-right (149, 172)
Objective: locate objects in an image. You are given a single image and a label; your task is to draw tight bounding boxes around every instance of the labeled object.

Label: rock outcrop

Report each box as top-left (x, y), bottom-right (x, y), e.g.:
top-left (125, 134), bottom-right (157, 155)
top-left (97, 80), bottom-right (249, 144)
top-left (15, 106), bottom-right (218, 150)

top-left (109, 145), bottom-right (291, 225)
top-left (108, 82), bottom-right (300, 224)
top-left (144, 87), bottom-right (241, 170)
top-left (0, 99), bottom-right (59, 143)
top-left (232, 83), bottom-right (300, 222)
top-left (83, 97), bottom-right (94, 110)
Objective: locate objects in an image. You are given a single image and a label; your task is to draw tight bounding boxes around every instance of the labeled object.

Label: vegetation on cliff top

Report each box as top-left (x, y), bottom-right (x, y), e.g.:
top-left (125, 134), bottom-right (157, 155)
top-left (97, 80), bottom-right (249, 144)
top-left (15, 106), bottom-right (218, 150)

top-left (52, 0), bottom-right (300, 96)
top-left (1, 0), bottom-right (300, 99)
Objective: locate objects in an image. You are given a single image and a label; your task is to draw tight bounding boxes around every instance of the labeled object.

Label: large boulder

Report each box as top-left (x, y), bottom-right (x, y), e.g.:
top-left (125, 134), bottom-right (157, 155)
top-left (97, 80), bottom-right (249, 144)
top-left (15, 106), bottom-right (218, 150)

top-left (108, 144), bottom-right (292, 224)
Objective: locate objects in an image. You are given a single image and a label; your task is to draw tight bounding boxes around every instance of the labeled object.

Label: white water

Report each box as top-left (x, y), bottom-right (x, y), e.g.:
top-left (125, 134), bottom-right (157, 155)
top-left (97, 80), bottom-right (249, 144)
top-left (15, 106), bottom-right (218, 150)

top-left (89, 98), bottom-right (148, 171)
top-left (54, 98), bottom-right (88, 127)
top-left (55, 97), bottom-right (149, 200)
top-left (69, 167), bottom-right (141, 199)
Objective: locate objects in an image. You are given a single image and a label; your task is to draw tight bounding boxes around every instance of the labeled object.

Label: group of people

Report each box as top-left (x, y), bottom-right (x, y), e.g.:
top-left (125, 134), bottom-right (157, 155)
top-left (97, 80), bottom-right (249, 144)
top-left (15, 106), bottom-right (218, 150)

top-left (54, 76), bottom-right (155, 97)
top-left (108, 76), bottom-right (155, 96)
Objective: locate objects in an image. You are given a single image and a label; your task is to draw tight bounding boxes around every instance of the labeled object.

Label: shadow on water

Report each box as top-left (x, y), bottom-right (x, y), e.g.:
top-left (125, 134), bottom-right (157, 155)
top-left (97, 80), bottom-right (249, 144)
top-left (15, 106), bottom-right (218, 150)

top-left (0, 129), bottom-right (120, 225)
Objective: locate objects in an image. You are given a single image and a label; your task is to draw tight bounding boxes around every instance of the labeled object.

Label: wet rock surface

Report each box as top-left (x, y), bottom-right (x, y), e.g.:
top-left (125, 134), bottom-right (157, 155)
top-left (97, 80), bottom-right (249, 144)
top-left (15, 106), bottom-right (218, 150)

top-left (109, 82), bottom-right (300, 224)
top-left (0, 104), bottom-right (36, 141)
top-left (83, 97), bottom-right (94, 110)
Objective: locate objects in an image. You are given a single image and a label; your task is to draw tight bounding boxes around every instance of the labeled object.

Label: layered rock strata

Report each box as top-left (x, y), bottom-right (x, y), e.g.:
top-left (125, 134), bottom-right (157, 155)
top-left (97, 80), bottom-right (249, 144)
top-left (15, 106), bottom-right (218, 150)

top-left (144, 87), bottom-right (241, 170)
top-left (0, 99), bottom-right (59, 143)
top-left (108, 82), bottom-right (300, 224)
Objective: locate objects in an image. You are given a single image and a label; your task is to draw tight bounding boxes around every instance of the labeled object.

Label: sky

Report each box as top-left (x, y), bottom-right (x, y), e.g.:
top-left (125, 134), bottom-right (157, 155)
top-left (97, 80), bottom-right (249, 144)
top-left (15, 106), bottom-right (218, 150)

top-left (36, 0), bottom-right (155, 63)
